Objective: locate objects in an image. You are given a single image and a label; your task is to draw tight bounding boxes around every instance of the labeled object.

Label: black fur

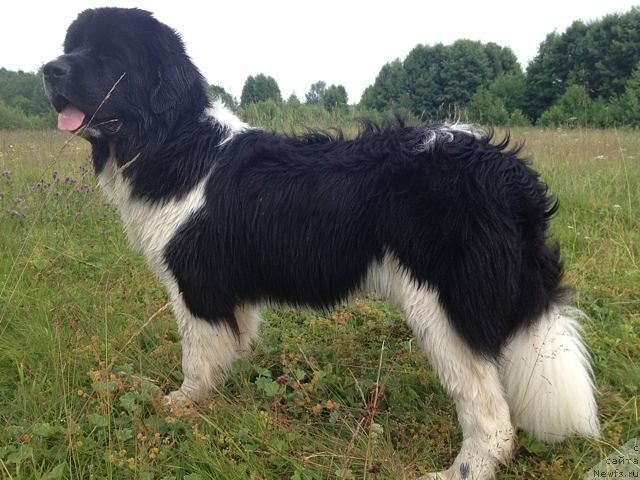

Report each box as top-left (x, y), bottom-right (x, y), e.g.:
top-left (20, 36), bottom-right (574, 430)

top-left (164, 122), bottom-right (563, 356)
top-left (44, 7), bottom-right (565, 358)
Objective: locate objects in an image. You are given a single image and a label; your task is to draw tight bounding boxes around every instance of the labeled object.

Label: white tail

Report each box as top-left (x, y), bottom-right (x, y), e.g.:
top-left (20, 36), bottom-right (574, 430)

top-left (500, 304), bottom-right (600, 442)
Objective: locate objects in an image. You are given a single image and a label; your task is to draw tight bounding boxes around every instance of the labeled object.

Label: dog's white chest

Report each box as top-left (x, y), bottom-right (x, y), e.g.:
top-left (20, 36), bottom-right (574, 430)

top-left (96, 154), bottom-right (207, 268)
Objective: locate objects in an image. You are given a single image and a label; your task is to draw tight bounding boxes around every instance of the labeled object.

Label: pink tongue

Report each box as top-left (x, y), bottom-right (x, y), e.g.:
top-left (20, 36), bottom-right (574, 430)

top-left (58, 105), bottom-right (86, 132)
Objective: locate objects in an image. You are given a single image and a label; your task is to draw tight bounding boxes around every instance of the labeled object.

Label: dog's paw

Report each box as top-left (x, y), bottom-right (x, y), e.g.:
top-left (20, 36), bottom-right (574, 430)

top-left (419, 471), bottom-right (456, 480)
top-left (418, 463), bottom-right (494, 480)
top-left (163, 389), bottom-right (195, 409)
top-left (419, 473), bottom-right (453, 480)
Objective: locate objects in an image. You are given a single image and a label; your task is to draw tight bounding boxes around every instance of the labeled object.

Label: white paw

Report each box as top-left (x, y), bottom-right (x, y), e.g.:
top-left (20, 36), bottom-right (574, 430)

top-left (419, 469), bottom-right (457, 480)
top-left (419, 462), bottom-right (492, 480)
top-left (163, 389), bottom-right (196, 408)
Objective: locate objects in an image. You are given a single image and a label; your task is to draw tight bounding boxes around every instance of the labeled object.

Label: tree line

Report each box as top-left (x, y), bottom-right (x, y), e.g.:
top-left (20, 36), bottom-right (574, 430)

top-left (3, 7), bottom-right (640, 129)
top-left (360, 6), bottom-right (640, 127)
top-left (0, 68), bottom-right (56, 128)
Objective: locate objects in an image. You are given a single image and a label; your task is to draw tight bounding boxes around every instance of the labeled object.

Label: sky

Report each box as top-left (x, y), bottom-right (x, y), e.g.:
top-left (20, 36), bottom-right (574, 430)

top-left (2, 1), bottom-right (639, 103)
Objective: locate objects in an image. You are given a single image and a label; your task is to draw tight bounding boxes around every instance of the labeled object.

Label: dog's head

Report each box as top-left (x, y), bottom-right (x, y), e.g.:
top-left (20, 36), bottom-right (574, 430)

top-left (43, 7), bottom-right (208, 139)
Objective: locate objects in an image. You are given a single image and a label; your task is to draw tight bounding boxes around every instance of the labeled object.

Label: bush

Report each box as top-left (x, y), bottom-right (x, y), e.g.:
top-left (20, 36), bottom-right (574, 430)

top-left (538, 85), bottom-right (602, 127)
top-left (538, 105), bottom-right (568, 127)
top-left (0, 99), bottom-right (30, 128)
top-left (508, 109), bottom-right (532, 127)
top-left (465, 88), bottom-right (509, 125)
top-left (0, 99), bottom-right (55, 129)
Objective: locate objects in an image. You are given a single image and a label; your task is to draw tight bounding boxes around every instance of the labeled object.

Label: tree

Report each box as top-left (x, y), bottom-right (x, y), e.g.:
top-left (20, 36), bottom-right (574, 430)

top-left (286, 93), bottom-right (301, 106)
top-left (438, 40), bottom-right (493, 108)
top-left (240, 74), bottom-right (282, 105)
top-left (359, 59), bottom-right (411, 112)
top-left (484, 42), bottom-right (521, 79)
top-left (363, 40), bottom-right (521, 117)
top-left (524, 8), bottom-right (640, 120)
top-left (305, 81), bottom-right (326, 104)
top-left (488, 73), bottom-right (526, 113)
top-left (0, 68), bottom-right (53, 117)
top-left (524, 28), bottom-right (586, 120)
top-left (403, 43), bottom-right (448, 117)
top-left (323, 84), bottom-right (348, 110)
top-left (466, 88), bottom-right (509, 125)
top-left (610, 63), bottom-right (640, 126)
top-left (537, 84), bottom-right (593, 126)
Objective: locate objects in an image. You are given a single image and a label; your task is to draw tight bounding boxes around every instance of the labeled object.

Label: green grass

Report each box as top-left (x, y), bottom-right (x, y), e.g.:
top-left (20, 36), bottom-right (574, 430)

top-left (0, 125), bottom-right (638, 480)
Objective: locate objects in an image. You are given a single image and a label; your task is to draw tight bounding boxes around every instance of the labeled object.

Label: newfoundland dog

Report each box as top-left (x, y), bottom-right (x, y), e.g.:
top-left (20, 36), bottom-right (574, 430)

top-left (43, 8), bottom-right (598, 479)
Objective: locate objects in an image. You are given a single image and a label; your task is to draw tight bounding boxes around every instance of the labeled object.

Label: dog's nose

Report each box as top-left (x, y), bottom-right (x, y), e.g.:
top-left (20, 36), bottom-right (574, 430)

top-left (43, 58), bottom-right (71, 80)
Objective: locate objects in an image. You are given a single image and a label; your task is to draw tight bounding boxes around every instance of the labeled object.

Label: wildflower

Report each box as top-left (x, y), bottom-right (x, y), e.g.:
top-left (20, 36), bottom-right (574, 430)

top-left (1, 170), bottom-right (11, 179)
top-left (369, 422), bottom-right (384, 441)
top-left (326, 399), bottom-right (339, 410)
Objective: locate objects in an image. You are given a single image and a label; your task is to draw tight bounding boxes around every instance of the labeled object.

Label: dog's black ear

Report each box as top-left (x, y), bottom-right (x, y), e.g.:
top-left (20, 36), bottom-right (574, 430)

top-left (150, 55), bottom-right (203, 114)
top-left (148, 22), bottom-right (206, 115)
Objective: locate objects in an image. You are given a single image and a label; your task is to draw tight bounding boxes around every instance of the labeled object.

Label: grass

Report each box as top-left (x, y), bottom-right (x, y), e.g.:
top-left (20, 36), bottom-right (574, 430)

top-left (0, 124), bottom-right (638, 480)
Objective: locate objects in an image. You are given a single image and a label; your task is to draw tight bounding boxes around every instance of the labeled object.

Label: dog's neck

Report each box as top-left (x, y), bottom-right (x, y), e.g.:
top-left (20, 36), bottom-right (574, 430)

top-left (205, 98), bottom-right (250, 141)
top-left (89, 99), bottom-right (247, 203)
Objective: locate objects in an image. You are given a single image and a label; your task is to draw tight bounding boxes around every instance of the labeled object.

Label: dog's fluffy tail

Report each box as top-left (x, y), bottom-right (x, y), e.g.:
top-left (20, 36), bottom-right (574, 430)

top-left (500, 303), bottom-right (599, 442)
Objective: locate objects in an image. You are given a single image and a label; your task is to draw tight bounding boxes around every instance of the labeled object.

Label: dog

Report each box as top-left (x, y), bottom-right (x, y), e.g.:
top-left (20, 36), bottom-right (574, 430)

top-left (43, 7), bottom-right (599, 479)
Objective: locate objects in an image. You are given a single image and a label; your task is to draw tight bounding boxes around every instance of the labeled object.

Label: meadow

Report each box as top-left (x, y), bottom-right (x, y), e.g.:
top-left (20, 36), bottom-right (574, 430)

top-left (0, 123), bottom-right (638, 479)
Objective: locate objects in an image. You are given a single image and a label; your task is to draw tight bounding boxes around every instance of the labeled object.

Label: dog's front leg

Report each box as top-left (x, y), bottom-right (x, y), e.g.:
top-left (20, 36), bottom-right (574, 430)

top-left (164, 295), bottom-right (246, 405)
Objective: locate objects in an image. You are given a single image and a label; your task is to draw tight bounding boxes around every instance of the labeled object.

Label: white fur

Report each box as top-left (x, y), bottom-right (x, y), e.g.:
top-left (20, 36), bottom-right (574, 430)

top-left (164, 283), bottom-right (237, 403)
top-left (369, 255), bottom-right (515, 480)
top-left (500, 305), bottom-right (600, 442)
top-left (165, 285), bottom-right (260, 404)
top-left (420, 123), bottom-right (483, 152)
top-left (207, 97), bottom-right (250, 145)
top-left (96, 149), bottom-right (208, 270)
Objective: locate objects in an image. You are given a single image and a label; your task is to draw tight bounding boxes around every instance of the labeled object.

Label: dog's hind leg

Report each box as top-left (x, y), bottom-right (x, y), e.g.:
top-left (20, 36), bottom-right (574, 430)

top-left (164, 297), bottom-right (261, 405)
top-left (391, 277), bottom-right (514, 480)
top-left (234, 305), bottom-right (262, 358)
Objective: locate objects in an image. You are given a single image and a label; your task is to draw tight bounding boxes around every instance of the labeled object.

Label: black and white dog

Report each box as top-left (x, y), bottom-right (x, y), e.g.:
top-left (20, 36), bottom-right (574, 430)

top-left (44, 8), bottom-right (598, 479)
